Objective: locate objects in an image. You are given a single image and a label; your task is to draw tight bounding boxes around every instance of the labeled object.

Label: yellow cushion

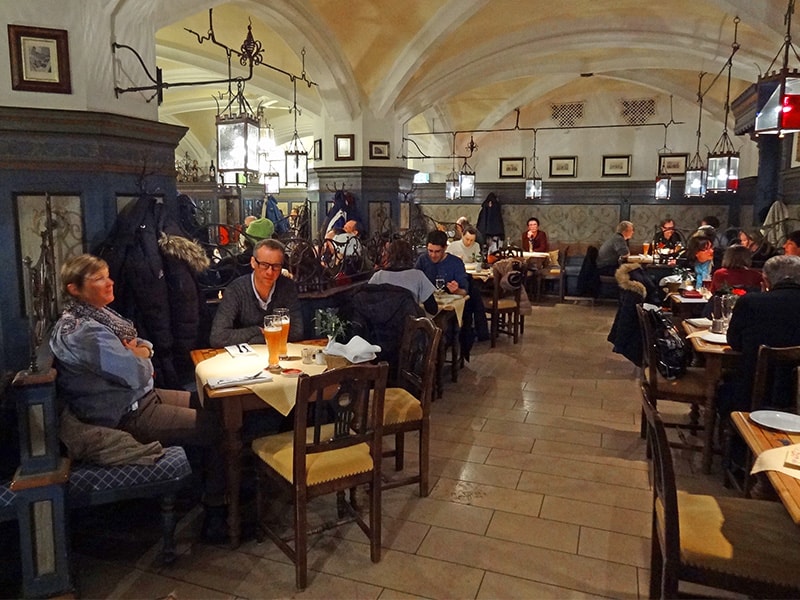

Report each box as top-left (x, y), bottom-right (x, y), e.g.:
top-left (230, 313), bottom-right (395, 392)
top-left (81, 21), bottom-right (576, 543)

top-left (383, 387), bottom-right (422, 425)
top-left (548, 249), bottom-right (559, 266)
top-left (670, 490), bottom-right (800, 588)
top-left (251, 423), bottom-right (373, 485)
top-left (493, 298), bottom-right (517, 310)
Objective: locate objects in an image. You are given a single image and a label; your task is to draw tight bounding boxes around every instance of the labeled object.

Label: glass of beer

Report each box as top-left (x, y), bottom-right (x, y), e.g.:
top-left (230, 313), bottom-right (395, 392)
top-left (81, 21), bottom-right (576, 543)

top-left (642, 241), bottom-right (651, 255)
top-left (263, 315), bottom-right (282, 371)
top-left (274, 307), bottom-right (290, 359)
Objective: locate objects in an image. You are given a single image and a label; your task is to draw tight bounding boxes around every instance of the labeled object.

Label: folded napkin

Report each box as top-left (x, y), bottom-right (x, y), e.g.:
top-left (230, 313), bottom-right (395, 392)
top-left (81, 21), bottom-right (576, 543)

top-left (225, 343), bottom-right (256, 357)
top-left (325, 335), bottom-right (381, 364)
top-left (751, 443), bottom-right (800, 481)
top-left (208, 372), bottom-right (273, 389)
top-left (685, 317), bottom-right (712, 328)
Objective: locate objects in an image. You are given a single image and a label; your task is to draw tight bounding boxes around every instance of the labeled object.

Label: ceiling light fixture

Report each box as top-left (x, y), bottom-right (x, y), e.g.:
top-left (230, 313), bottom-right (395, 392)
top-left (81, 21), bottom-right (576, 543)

top-left (458, 135), bottom-right (477, 198)
top-left (525, 130), bottom-right (542, 200)
top-left (684, 72), bottom-right (708, 197)
top-left (755, 0), bottom-right (800, 136)
top-left (707, 16), bottom-right (741, 193)
top-left (215, 80), bottom-right (259, 186)
top-left (285, 73), bottom-right (308, 187)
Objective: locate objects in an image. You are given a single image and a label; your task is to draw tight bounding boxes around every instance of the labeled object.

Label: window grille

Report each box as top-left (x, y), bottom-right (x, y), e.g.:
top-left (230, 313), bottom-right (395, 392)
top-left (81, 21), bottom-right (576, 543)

top-left (620, 98), bottom-right (656, 125)
top-left (550, 102), bottom-right (584, 128)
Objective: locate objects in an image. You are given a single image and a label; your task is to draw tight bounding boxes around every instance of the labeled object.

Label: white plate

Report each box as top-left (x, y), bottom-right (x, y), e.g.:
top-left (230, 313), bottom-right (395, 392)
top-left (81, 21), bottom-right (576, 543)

top-left (750, 410), bottom-right (800, 433)
top-left (700, 331), bottom-right (728, 344)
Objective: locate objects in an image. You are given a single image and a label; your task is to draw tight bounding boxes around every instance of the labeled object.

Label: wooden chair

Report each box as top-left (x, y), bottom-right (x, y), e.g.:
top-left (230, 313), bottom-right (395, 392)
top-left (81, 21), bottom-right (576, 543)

top-left (382, 316), bottom-right (442, 496)
top-left (484, 263), bottom-right (522, 347)
top-left (723, 345), bottom-right (800, 493)
top-left (251, 363), bottom-right (388, 590)
top-left (535, 250), bottom-right (564, 302)
top-left (636, 305), bottom-right (706, 453)
top-left (643, 389), bottom-right (800, 599)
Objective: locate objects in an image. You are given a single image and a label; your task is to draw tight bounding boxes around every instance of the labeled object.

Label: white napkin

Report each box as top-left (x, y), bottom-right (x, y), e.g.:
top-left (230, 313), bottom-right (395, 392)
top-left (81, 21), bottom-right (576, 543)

top-left (324, 335), bottom-right (381, 364)
top-left (208, 372), bottom-right (272, 389)
top-left (225, 343), bottom-right (256, 357)
top-left (751, 443), bottom-right (800, 481)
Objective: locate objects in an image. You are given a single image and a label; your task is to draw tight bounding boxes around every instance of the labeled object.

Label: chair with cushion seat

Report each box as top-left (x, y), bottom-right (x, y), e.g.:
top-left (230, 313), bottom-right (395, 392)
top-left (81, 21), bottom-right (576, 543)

top-left (535, 249), bottom-right (564, 302)
top-left (722, 345), bottom-right (800, 494)
top-left (381, 316), bottom-right (441, 497)
top-left (251, 362), bottom-right (388, 590)
top-left (483, 260), bottom-right (522, 348)
top-left (636, 304), bottom-right (707, 454)
top-left (643, 388), bottom-right (800, 599)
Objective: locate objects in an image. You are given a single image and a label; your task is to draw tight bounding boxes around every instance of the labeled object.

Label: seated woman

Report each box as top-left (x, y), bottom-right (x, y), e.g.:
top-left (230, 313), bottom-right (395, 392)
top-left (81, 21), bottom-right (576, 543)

top-left (685, 232), bottom-right (715, 288)
top-left (521, 217), bottom-right (549, 252)
top-left (50, 254), bottom-right (227, 542)
top-left (739, 228), bottom-right (778, 268)
top-left (710, 244), bottom-right (765, 294)
top-left (369, 239), bottom-right (438, 314)
top-left (446, 225), bottom-right (483, 266)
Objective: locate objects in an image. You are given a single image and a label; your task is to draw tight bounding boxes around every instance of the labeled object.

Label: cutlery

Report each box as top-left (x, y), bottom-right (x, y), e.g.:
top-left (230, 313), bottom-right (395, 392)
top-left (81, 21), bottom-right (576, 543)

top-left (238, 344), bottom-right (247, 353)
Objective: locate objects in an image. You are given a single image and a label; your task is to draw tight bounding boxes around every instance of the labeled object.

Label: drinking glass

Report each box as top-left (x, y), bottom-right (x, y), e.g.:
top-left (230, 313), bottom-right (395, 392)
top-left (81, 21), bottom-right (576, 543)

top-left (274, 307), bottom-right (290, 359)
top-left (642, 241), bottom-right (651, 255)
top-left (262, 315), bottom-right (282, 371)
top-left (435, 277), bottom-right (446, 293)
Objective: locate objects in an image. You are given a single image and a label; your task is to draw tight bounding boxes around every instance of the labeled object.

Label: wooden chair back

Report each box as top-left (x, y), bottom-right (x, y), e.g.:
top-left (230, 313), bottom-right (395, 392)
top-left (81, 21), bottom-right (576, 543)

top-left (751, 345), bottom-right (800, 412)
top-left (396, 316), bottom-right (442, 407)
top-left (635, 304), bottom-right (658, 392)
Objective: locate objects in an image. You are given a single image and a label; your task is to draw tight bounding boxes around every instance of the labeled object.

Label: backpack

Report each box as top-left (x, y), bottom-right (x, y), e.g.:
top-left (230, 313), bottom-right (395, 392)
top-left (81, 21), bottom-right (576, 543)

top-left (647, 309), bottom-right (689, 379)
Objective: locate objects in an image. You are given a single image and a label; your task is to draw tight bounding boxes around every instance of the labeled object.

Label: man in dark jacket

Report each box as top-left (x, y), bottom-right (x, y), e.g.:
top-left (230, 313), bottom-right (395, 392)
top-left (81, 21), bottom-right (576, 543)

top-left (210, 239), bottom-right (303, 347)
top-left (725, 255), bottom-right (800, 412)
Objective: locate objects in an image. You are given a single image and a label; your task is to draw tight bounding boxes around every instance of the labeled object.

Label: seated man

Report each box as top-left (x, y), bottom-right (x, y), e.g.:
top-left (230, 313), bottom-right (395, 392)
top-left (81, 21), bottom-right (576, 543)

top-left (447, 225), bottom-right (483, 266)
top-left (210, 239), bottom-right (303, 347)
top-left (783, 230), bottom-right (800, 256)
top-left (653, 217), bottom-right (683, 251)
top-left (597, 221), bottom-right (634, 276)
top-left (725, 255), bottom-right (800, 414)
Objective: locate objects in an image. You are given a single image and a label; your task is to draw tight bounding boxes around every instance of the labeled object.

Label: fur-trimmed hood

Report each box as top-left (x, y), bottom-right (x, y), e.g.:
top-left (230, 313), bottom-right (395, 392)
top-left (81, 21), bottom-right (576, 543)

top-left (158, 233), bottom-right (210, 273)
top-left (615, 263), bottom-right (647, 298)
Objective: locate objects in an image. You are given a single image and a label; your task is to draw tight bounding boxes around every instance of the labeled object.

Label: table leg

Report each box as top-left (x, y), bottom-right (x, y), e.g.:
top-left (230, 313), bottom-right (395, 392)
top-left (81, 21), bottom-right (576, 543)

top-left (702, 355), bottom-right (722, 474)
top-left (219, 399), bottom-right (244, 548)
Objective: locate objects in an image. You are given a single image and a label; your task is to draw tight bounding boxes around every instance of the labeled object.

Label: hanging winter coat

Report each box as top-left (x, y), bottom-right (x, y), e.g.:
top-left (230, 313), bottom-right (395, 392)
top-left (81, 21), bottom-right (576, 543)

top-left (322, 190), bottom-right (365, 238)
top-left (255, 195), bottom-right (289, 235)
top-left (476, 193), bottom-right (504, 238)
top-left (95, 195), bottom-right (209, 388)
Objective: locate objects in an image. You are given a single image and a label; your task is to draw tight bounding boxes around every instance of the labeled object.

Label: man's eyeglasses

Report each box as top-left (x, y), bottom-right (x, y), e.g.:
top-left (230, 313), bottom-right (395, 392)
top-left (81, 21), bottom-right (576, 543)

top-left (253, 257), bottom-right (283, 271)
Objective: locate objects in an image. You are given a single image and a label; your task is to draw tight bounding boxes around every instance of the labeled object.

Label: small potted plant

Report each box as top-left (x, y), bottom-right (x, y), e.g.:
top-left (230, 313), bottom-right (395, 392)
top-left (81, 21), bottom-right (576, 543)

top-left (313, 308), bottom-right (351, 369)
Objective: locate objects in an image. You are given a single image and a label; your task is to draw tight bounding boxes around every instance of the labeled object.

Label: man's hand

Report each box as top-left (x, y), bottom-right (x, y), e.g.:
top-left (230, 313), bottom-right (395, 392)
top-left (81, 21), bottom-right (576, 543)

top-left (446, 280), bottom-right (466, 295)
top-left (123, 338), bottom-right (151, 359)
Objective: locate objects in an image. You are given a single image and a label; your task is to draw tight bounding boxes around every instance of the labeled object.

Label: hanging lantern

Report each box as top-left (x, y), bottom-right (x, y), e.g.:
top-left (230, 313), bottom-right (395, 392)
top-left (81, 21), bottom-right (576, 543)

top-left (655, 176), bottom-right (671, 200)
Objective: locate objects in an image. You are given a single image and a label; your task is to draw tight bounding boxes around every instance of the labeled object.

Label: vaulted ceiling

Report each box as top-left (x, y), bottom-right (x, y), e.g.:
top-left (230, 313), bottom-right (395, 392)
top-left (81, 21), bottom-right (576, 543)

top-left (152, 0), bottom-right (792, 162)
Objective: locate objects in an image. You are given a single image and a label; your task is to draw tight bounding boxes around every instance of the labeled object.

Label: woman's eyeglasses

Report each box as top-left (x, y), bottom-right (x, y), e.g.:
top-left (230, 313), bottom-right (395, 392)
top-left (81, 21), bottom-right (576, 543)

top-left (253, 257), bottom-right (283, 271)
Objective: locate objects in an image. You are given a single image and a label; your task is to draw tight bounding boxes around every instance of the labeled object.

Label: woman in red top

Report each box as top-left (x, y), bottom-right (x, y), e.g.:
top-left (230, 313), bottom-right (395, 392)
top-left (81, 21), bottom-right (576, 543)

top-left (521, 217), bottom-right (549, 252)
top-left (710, 244), bottom-right (764, 293)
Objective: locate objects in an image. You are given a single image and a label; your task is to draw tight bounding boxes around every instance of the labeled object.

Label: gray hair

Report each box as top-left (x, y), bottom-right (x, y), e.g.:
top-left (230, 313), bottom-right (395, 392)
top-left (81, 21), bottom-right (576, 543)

top-left (763, 254), bottom-right (800, 287)
top-left (253, 238), bottom-right (285, 256)
top-left (616, 221), bottom-right (633, 235)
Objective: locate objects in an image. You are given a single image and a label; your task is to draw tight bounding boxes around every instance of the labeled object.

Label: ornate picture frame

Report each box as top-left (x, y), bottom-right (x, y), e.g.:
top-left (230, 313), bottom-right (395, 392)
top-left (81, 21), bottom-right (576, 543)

top-left (312, 138), bottom-right (322, 161)
top-left (369, 141), bottom-right (390, 160)
top-left (334, 134), bottom-right (355, 161)
top-left (8, 24), bottom-right (72, 94)
top-left (602, 155), bottom-right (631, 177)
top-left (499, 157), bottom-right (525, 178)
top-left (549, 156), bottom-right (577, 178)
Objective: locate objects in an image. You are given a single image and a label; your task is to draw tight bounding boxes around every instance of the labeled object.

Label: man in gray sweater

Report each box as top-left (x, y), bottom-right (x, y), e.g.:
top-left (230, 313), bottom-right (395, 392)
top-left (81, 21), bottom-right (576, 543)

top-left (210, 239), bottom-right (304, 347)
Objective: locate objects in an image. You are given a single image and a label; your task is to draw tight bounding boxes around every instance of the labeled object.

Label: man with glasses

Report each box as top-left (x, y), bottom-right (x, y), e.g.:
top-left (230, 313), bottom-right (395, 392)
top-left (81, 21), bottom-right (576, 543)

top-left (210, 239), bottom-right (303, 347)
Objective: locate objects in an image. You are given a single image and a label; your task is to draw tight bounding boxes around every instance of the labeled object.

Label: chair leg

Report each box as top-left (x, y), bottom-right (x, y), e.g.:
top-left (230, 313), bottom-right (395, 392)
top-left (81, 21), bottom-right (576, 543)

top-left (419, 418), bottom-right (430, 497)
top-left (295, 493), bottom-right (308, 590)
top-left (255, 466), bottom-right (265, 543)
top-left (648, 528), bottom-right (664, 600)
top-left (490, 311), bottom-right (498, 348)
top-left (158, 493), bottom-right (178, 565)
top-left (520, 314), bottom-right (525, 335)
top-left (369, 480), bottom-right (381, 563)
top-left (394, 432), bottom-right (405, 471)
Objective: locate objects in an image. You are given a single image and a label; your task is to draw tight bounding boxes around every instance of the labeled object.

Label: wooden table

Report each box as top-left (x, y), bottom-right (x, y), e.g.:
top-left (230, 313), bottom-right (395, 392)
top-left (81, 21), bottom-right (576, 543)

top-left (682, 322), bottom-right (740, 473)
top-left (432, 294), bottom-right (467, 398)
top-left (669, 292), bottom-right (709, 323)
top-left (191, 340), bottom-right (327, 547)
top-left (730, 411), bottom-right (800, 525)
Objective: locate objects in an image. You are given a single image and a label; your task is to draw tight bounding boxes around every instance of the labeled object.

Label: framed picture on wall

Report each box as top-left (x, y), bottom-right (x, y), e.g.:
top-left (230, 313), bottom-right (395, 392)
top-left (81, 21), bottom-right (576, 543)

top-left (313, 138), bottom-right (322, 161)
top-left (334, 134), bottom-right (355, 160)
top-left (602, 155), bottom-right (631, 177)
top-left (499, 157), bottom-right (525, 178)
top-left (8, 24), bottom-right (72, 94)
top-left (369, 141), bottom-right (390, 159)
top-left (549, 156), bottom-right (577, 177)
top-left (658, 153), bottom-right (688, 175)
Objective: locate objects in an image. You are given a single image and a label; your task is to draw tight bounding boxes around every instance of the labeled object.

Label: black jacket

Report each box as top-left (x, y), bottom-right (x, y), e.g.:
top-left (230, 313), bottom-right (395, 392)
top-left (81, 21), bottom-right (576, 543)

top-left (607, 264), bottom-right (659, 366)
top-left (476, 193), bottom-right (504, 238)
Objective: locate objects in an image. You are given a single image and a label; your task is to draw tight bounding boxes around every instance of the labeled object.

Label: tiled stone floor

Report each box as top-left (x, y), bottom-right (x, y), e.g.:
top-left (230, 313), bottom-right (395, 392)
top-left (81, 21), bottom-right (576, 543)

top-left (66, 302), bottom-right (733, 599)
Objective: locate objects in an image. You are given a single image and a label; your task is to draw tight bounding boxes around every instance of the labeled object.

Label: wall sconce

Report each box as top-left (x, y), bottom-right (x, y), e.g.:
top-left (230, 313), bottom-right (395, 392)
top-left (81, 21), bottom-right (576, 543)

top-left (755, 1), bottom-right (800, 135)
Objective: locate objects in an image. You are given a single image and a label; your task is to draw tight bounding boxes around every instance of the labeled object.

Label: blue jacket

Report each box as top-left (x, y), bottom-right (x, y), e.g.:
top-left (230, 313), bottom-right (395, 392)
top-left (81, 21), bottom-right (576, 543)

top-left (414, 252), bottom-right (468, 292)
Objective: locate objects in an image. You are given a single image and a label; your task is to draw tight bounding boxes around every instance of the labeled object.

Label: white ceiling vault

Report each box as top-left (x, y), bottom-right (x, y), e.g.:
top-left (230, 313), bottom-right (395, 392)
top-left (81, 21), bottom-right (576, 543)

top-left (151, 0), bottom-right (793, 166)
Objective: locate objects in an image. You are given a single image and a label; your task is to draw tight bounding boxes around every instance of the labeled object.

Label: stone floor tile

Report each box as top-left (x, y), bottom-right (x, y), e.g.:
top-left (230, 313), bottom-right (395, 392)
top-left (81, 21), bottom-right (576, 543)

top-left (429, 477), bottom-right (544, 517)
top-left (486, 510), bottom-right (580, 554)
top-left (518, 470), bottom-right (652, 512)
top-left (539, 496), bottom-right (651, 538)
top-left (578, 527), bottom-right (651, 569)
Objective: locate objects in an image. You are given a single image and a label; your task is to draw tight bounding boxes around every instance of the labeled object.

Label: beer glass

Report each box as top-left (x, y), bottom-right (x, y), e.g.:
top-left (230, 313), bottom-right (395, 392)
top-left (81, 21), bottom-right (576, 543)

top-left (274, 307), bottom-right (290, 359)
top-left (263, 315), bottom-right (282, 371)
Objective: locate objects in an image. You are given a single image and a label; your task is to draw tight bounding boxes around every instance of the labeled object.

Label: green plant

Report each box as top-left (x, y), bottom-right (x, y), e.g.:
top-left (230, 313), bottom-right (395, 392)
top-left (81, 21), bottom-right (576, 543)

top-left (313, 308), bottom-right (349, 342)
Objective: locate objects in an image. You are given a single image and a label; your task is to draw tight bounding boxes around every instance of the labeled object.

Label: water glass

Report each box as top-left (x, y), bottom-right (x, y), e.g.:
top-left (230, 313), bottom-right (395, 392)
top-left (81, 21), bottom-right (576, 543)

top-left (435, 277), bottom-right (446, 293)
top-left (274, 307), bottom-right (290, 358)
